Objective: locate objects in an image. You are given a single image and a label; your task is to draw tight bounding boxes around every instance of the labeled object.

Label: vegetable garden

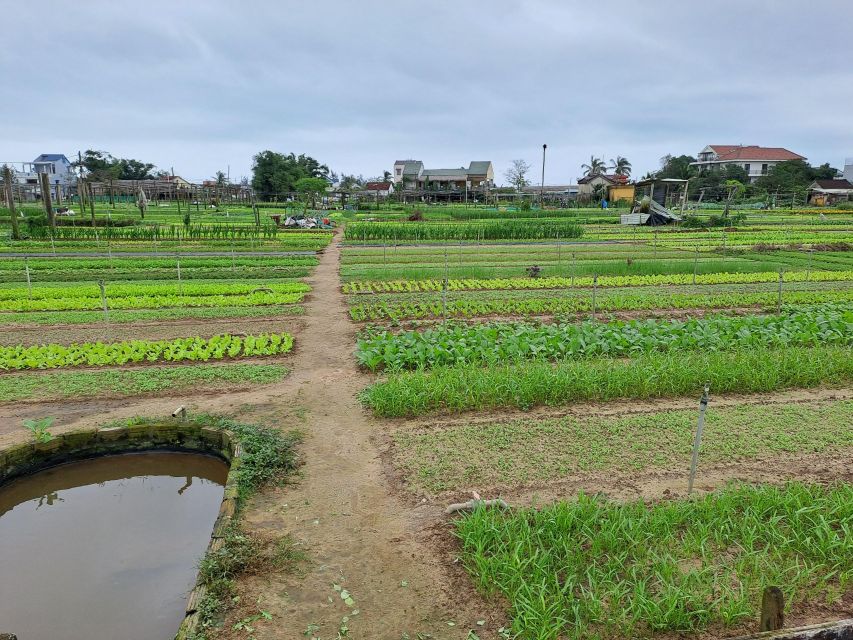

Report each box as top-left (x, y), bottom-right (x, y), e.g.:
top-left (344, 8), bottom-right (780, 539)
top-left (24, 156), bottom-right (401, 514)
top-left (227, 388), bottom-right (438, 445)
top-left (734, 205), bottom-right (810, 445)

top-left (339, 206), bottom-right (853, 639)
top-left (1, 201), bottom-right (851, 638)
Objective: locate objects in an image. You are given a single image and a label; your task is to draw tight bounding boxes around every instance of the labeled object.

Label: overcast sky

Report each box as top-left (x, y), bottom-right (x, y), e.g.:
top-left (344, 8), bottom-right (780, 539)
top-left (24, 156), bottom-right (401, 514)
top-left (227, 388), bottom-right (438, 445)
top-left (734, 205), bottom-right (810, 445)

top-left (3, 1), bottom-right (852, 184)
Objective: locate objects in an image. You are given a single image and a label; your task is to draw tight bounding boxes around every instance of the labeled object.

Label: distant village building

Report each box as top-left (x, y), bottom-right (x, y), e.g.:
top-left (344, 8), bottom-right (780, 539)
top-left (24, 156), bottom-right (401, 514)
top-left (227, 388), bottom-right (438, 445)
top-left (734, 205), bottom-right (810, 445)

top-left (809, 179), bottom-right (853, 206)
top-left (1, 154), bottom-right (77, 198)
top-left (576, 172), bottom-right (628, 196)
top-left (392, 160), bottom-right (494, 191)
top-left (690, 145), bottom-right (806, 182)
top-left (364, 181), bottom-right (394, 196)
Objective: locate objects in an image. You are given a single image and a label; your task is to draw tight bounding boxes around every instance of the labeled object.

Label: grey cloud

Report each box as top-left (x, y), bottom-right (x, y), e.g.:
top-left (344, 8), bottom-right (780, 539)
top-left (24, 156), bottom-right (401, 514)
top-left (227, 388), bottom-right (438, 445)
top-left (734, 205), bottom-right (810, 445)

top-left (1, 0), bottom-right (851, 183)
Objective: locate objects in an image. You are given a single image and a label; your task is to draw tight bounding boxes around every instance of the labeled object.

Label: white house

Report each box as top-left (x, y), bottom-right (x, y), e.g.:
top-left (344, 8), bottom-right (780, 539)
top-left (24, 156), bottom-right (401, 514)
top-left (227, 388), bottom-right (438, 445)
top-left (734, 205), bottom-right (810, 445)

top-left (364, 181), bottom-right (394, 196)
top-left (690, 145), bottom-right (806, 182)
top-left (3, 154), bottom-right (77, 197)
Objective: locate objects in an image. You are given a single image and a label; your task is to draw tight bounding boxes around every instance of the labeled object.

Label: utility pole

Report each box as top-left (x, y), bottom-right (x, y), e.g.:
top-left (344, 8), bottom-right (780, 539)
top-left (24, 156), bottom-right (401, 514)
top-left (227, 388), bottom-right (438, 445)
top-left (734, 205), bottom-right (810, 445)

top-left (540, 144), bottom-right (547, 209)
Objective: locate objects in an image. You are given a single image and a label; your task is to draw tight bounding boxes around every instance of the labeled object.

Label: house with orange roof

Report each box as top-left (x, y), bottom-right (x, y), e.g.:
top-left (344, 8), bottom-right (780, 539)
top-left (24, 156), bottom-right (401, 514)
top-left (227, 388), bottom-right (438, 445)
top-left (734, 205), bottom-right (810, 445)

top-left (691, 145), bottom-right (805, 182)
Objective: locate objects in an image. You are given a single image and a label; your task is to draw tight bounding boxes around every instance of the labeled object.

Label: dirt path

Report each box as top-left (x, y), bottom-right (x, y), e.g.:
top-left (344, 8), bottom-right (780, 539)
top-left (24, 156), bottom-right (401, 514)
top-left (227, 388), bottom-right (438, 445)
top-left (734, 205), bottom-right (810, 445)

top-left (0, 232), bottom-right (496, 639)
top-left (225, 233), bottom-right (495, 639)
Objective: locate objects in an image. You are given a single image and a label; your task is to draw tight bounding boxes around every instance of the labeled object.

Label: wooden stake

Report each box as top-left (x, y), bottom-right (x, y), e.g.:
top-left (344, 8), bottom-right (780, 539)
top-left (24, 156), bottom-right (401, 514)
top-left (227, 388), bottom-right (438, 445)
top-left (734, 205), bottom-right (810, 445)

top-left (760, 586), bottom-right (784, 631)
top-left (3, 166), bottom-right (20, 240)
top-left (591, 274), bottom-right (597, 320)
top-left (39, 172), bottom-right (55, 229)
top-left (688, 383), bottom-right (710, 494)
top-left (24, 257), bottom-right (31, 299)
top-left (98, 279), bottom-right (110, 329)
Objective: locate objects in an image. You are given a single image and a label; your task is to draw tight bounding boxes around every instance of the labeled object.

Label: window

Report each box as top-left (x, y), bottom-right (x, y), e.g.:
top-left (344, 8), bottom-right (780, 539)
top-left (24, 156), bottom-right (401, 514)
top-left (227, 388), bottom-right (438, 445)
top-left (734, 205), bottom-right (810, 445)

top-left (743, 163), bottom-right (750, 173)
top-left (396, 168), bottom-right (401, 176)
top-left (762, 163), bottom-right (769, 175)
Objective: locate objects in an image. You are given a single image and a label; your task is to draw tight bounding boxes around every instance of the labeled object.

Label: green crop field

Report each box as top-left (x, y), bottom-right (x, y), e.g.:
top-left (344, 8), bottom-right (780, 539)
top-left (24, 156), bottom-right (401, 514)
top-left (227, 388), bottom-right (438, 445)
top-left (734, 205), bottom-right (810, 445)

top-left (2, 198), bottom-right (852, 637)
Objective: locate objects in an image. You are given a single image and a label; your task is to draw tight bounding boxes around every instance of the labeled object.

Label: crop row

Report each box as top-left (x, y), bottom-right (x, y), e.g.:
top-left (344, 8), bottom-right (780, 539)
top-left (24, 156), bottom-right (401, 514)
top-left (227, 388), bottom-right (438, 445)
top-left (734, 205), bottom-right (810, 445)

top-left (344, 220), bottom-right (584, 242)
top-left (361, 345), bottom-right (853, 417)
top-left (1, 290), bottom-right (306, 312)
top-left (349, 288), bottom-right (853, 322)
top-left (0, 266), bottom-right (313, 283)
top-left (0, 235), bottom-right (331, 252)
top-left (456, 482), bottom-right (853, 639)
top-left (24, 223), bottom-right (326, 241)
top-left (0, 256), bottom-right (318, 271)
top-left (356, 305), bottom-right (852, 371)
top-left (0, 332), bottom-right (294, 371)
top-left (342, 269), bottom-right (853, 294)
top-left (0, 280), bottom-right (309, 302)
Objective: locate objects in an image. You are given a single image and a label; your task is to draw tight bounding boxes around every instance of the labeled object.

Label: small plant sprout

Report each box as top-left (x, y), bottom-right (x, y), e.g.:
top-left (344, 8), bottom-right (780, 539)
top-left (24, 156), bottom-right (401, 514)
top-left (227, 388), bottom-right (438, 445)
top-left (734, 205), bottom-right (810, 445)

top-left (23, 416), bottom-right (55, 443)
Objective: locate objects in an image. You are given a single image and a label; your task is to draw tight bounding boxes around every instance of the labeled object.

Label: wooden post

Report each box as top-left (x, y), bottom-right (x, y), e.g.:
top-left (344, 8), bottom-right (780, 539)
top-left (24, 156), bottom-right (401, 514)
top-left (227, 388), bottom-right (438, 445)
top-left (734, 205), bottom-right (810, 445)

top-left (38, 172), bottom-right (55, 229)
top-left (98, 279), bottom-right (109, 328)
top-left (777, 270), bottom-right (784, 314)
top-left (591, 274), bottom-right (597, 320)
top-left (693, 245), bottom-right (698, 285)
top-left (760, 586), bottom-right (784, 632)
top-left (88, 182), bottom-right (95, 223)
top-left (24, 257), bottom-right (31, 299)
top-left (688, 383), bottom-right (710, 494)
top-left (3, 166), bottom-right (21, 240)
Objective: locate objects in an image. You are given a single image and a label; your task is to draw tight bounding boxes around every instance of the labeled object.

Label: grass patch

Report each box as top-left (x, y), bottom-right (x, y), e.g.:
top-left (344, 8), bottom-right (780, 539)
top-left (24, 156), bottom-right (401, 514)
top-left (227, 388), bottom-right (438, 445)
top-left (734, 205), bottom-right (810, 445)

top-left (456, 482), bottom-right (853, 639)
top-left (0, 363), bottom-right (289, 402)
top-left (362, 346), bottom-right (853, 417)
top-left (395, 400), bottom-right (853, 493)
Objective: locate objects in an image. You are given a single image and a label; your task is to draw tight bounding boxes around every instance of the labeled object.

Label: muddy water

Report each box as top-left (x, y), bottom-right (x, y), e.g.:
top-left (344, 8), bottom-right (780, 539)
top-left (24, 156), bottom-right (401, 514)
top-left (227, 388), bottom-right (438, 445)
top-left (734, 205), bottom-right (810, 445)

top-left (0, 451), bottom-right (228, 640)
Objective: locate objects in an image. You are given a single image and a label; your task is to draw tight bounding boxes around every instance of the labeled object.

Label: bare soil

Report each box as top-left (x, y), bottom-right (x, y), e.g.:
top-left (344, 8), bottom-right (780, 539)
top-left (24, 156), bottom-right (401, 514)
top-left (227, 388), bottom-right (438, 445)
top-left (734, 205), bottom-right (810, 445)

top-left (0, 316), bottom-right (304, 346)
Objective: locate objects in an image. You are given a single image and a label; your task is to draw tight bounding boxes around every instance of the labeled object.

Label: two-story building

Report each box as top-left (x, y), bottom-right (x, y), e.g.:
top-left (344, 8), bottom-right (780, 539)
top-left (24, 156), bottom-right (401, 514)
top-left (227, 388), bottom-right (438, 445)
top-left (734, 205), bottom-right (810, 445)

top-left (690, 145), bottom-right (805, 182)
top-left (1, 154), bottom-right (77, 199)
top-left (392, 160), bottom-right (494, 191)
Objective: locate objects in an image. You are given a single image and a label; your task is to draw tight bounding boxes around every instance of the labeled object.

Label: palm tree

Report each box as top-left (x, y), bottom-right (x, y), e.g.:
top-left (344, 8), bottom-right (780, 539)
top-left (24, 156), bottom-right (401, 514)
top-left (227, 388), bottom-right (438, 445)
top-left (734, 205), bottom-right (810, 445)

top-left (610, 156), bottom-right (632, 177)
top-left (581, 156), bottom-right (607, 176)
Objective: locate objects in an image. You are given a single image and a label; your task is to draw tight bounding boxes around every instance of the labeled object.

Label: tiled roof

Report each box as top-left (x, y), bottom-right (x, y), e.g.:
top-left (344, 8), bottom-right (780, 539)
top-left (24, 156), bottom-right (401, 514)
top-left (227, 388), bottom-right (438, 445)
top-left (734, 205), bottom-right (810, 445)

top-left (468, 161), bottom-right (492, 174)
top-left (578, 173), bottom-right (617, 185)
top-left (33, 154), bottom-right (69, 162)
top-left (812, 179), bottom-right (853, 190)
top-left (422, 168), bottom-right (468, 178)
top-left (708, 146), bottom-right (805, 162)
top-left (401, 161), bottom-right (423, 176)
top-left (365, 182), bottom-right (392, 190)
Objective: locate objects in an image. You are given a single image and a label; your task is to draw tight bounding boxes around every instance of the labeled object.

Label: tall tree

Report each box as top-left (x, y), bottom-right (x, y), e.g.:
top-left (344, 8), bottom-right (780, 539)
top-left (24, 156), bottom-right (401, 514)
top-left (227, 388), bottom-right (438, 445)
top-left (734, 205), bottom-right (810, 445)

top-left (251, 151), bottom-right (330, 199)
top-left (74, 150), bottom-right (157, 180)
top-left (339, 174), bottom-right (365, 191)
top-left (504, 159), bottom-right (531, 192)
top-left (609, 156), bottom-right (632, 177)
top-left (754, 160), bottom-right (824, 193)
top-left (657, 154), bottom-right (697, 180)
top-left (295, 177), bottom-right (329, 211)
top-left (581, 156), bottom-right (607, 176)
top-left (213, 170), bottom-right (228, 186)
